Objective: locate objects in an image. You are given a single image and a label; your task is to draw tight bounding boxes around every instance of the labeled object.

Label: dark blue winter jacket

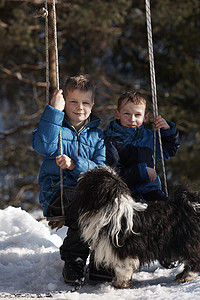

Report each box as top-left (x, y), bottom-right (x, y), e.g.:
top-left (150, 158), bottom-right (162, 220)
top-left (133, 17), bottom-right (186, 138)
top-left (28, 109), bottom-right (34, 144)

top-left (31, 105), bottom-right (106, 216)
top-left (104, 119), bottom-right (180, 195)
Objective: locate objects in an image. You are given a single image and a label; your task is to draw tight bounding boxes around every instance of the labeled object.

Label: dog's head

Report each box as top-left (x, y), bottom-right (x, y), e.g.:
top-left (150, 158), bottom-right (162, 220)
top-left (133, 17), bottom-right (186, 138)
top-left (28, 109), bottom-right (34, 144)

top-left (77, 166), bottom-right (131, 214)
top-left (174, 184), bottom-right (200, 212)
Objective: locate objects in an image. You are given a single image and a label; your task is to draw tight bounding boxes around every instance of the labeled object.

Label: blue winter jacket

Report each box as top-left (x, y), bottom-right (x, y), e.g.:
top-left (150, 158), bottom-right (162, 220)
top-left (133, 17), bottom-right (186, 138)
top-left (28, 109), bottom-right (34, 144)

top-left (31, 105), bottom-right (106, 216)
top-left (104, 119), bottom-right (180, 195)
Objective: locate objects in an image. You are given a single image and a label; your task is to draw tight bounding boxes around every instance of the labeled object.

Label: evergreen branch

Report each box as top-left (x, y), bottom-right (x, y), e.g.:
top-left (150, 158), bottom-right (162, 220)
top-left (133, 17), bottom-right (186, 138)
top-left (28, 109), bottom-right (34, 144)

top-left (0, 66), bottom-right (46, 87)
top-left (0, 123), bottom-right (38, 138)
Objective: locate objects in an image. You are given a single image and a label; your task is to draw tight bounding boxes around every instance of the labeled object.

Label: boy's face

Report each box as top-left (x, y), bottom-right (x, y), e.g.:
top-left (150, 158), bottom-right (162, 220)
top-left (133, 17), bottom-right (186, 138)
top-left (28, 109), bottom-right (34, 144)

top-left (64, 89), bottom-right (94, 130)
top-left (115, 100), bottom-right (147, 128)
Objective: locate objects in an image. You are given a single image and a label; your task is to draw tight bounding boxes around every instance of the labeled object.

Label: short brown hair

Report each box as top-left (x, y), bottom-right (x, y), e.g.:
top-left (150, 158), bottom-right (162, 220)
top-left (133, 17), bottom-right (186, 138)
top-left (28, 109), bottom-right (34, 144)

top-left (117, 91), bottom-right (147, 111)
top-left (63, 75), bottom-right (95, 101)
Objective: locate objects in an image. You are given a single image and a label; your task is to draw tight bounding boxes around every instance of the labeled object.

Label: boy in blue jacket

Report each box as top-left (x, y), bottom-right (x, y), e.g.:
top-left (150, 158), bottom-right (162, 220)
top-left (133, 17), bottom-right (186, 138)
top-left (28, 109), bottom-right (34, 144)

top-left (31, 75), bottom-right (106, 284)
top-left (104, 91), bottom-right (180, 202)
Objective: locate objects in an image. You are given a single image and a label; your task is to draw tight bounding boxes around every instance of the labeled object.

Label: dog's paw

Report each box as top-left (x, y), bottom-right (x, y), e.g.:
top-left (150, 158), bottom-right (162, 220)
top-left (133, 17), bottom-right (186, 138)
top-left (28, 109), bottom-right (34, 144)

top-left (176, 270), bottom-right (198, 283)
top-left (112, 279), bottom-right (132, 289)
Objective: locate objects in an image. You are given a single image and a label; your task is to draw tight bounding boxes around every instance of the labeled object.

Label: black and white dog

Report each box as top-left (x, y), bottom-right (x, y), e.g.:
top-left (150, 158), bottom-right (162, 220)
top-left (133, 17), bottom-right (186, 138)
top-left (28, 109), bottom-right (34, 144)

top-left (77, 166), bottom-right (200, 288)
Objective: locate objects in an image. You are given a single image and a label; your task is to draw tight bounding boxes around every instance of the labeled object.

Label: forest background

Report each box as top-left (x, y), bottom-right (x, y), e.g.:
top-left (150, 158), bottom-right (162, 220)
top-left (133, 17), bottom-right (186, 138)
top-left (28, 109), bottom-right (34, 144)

top-left (0, 0), bottom-right (199, 212)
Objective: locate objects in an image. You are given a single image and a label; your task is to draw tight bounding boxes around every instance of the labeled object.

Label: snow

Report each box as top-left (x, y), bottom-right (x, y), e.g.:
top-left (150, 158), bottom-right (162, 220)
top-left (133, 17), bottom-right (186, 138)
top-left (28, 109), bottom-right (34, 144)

top-left (0, 206), bottom-right (200, 300)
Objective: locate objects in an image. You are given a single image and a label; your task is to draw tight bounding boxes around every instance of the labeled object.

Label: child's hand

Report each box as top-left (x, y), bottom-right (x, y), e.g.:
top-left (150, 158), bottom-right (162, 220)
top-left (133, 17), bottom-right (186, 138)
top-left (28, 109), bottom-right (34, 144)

top-left (147, 167), bottom-right (157, 182)
top-left (153, 115), bottom-right (170, 130)
top-left (56, 155), bottom-right (75, 170)
top-left (50, 89), bottom-right (65, 111)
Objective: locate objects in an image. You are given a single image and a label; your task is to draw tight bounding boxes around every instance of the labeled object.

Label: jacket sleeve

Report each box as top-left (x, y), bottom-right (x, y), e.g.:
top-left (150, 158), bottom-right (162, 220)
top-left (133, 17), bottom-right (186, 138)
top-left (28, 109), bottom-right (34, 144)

top-left (67, 133), bottom-right (106, 181)
top-left (156, 120), bottom-right (180, 161)
top-left (120, 162), bottom-right (149, 187)
top-left (31, 105), bottom-right (64, 156)
top-left (105, 138), bottom-right (149, 187)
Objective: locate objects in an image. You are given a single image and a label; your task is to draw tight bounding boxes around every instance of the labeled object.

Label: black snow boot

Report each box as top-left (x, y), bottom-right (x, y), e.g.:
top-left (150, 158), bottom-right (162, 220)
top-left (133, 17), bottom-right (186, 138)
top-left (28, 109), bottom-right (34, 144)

top-left (88, 251), bottom-right (115, 282)
top-left (62, 257), bottom-right (85, 285)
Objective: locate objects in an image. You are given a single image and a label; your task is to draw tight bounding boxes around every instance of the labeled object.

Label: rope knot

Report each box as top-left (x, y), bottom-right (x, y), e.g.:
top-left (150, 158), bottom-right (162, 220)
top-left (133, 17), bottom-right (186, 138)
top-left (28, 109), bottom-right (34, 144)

top-left (34, 7), bottom-right (48, 19)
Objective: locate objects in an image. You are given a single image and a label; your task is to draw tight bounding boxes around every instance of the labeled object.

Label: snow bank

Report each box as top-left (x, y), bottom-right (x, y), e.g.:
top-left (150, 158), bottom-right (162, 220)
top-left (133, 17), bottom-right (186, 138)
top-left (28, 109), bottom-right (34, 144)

top-left (0, 206), bottom-right (200, 299)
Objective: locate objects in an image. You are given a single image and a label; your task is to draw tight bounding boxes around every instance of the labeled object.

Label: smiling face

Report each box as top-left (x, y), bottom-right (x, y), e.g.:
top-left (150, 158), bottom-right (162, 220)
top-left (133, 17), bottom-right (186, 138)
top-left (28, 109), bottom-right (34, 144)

top-left (115, 100), bottom-right (147, 128)
top-left (64, 89), bottom-right (94, 130)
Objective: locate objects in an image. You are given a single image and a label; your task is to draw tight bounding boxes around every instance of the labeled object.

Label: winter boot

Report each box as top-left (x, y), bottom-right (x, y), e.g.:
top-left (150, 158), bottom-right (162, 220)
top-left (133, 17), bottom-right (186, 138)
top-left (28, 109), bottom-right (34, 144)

top-left (62, 257), bottom-right (85, 285)
top-left (88, 251), bottom-right (115, 282)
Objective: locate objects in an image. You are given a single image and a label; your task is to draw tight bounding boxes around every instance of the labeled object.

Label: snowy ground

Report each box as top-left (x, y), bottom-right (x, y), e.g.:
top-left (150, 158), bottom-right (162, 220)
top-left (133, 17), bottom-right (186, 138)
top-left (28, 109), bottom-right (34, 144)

top-left (0, 206), bottom-right (200, 300)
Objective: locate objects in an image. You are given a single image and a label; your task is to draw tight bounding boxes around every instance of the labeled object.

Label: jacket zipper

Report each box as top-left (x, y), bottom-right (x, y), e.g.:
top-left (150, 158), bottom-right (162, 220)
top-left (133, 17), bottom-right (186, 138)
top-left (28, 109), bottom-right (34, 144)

top-left (76, 132), bottom-right (80, 156)
top-left (75, 121), bottom-right (89, 156)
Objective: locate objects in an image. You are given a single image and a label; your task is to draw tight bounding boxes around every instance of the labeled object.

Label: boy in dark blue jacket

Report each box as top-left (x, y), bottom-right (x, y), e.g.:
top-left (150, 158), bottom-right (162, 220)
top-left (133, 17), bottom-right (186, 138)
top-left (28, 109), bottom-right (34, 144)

top-left (104, 91), bottom-right (180, 202)
top-left (32, 75), bottom-right (106, 284)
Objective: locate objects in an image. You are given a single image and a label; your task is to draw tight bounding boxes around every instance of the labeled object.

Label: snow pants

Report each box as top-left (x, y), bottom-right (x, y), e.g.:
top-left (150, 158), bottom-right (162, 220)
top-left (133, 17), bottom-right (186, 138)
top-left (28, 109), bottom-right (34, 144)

top-left (47, 188), bottom-right (90, 264)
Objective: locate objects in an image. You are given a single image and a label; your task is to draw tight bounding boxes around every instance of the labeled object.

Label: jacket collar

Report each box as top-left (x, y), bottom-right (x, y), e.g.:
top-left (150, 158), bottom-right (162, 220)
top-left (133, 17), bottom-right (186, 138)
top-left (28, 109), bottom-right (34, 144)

top-left (63, 113), bottom-right (101, 132)
top-left (106, 119), bottom-right (144, 136)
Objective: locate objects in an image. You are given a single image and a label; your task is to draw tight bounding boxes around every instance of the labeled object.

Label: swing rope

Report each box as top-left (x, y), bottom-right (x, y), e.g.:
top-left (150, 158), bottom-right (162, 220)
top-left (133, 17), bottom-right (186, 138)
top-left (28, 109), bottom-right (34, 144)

top-left (52, 0), bottom-right (60, 91)
top-left (34, 5), bottom-right (49, 105)
top-left (145, 0), bottom-right (168, 197)
top-left (51, 0), bottom-right (64, 217)
top-left (34, 1), bottom-right (64, 221)
top-left (45, 0), bottom-right (49, 106)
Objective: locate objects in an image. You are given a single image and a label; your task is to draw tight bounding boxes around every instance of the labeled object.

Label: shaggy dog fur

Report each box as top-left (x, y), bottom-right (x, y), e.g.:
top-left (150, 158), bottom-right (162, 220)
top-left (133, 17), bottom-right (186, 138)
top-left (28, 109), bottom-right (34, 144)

top-left (77, 166), bottom-right (200, 288)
